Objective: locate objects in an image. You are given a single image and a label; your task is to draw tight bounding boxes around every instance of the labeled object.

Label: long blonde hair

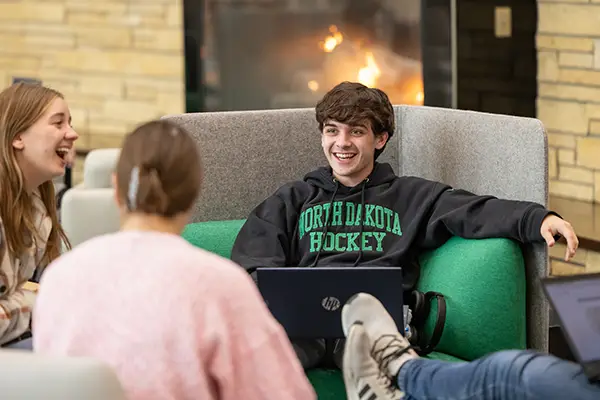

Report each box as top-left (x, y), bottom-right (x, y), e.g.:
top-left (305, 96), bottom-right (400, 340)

top-left (0, 83), bottom-right (71, 265)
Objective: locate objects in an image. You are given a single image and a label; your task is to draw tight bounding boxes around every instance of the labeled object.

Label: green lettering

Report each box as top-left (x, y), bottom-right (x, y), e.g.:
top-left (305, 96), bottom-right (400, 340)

top-left (332, 201), bottom-right (343, 226)
top-left (361, 232), bottom-right (373, 251)
top-left (310, 231), bottom-right (323, 252)
top-left (384, 208), bottom-right (394, 233)
top-left (345, 202), bottom-right (356, 226)
top-left (298, 210), bottom-right (305, 239)
top-left (372, 232), bottom-right (386, 251)
top-left (313, 205), bottom-right (323, 230)
top-left (364, 204), bottom-right (375, 227)
top-left (323, 232), bottom-right (336, 251)
top-left (334, 233), bottom-right (345, 252)
top-left (374, 205), bottom-right (385, 229)
top-left (392, 213), bottom-right (402, 235)
top-left (304, 207), bottom-right (314, 234)
top-left (322, 203), bottom-right (331, 225)
top-left (345, 232), bottom-right (360, 251)
top-left (355, 204), bottom-right (362, 225)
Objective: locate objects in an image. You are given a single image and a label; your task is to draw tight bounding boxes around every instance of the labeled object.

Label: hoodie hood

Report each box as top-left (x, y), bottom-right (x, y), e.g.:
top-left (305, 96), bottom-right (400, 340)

top-left (303, 162), bottom-right (398, 192)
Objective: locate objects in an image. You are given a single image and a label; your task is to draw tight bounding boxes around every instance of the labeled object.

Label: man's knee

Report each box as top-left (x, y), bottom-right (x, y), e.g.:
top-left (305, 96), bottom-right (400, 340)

top-left (483, 350), bottom-right (533, 366)
top-left (476, 349), bottom-right (537, 382)
top-left (481, 349), bottom-right (575, 386)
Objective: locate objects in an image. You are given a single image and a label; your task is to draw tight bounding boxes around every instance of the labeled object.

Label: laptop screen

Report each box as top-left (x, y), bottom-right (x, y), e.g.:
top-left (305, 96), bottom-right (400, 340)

top-left (544, 274), bottom-right (600, 363)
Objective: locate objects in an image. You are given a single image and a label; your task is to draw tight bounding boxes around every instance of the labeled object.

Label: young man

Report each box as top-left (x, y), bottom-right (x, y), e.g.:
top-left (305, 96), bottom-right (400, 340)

top-left (341, 292), bottom-right (600, 400)
top-left (231, 81), bottom-right (579, 369)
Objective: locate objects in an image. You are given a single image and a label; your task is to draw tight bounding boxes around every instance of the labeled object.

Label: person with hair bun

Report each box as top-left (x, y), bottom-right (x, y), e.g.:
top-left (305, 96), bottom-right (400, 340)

top-left (0, 82), bottom-right (77, 350)
top-left (33, 120), bottom-right (316, 400)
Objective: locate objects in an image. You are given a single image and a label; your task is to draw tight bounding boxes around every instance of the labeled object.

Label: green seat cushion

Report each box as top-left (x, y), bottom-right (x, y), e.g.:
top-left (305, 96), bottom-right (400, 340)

top-left (182, 221), bottom-right (527, 365)
top-left (417, 236), bottom-right (527, 361)
top-left (306, 369), bottom-right (346, 400)
top-left (181, 219), bottom-right (246, 259)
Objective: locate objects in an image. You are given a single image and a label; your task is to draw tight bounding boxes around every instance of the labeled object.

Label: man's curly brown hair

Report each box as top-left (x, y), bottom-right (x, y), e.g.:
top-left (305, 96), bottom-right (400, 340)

top-left (315, 81), bottom-right (395, 160)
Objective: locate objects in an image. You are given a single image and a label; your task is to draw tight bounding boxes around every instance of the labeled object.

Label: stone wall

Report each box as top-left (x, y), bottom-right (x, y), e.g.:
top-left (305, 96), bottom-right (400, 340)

top-left (537, 0), bottom-right (600, 203)
top-left (0, 0), bottom-right (185, 153)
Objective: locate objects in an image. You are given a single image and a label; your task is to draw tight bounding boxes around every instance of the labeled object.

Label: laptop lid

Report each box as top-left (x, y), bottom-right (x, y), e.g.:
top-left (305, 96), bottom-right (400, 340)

top-left (541, 273), bottom-right (600, 382)
top-left (256, 267), bottom-right (403, 340)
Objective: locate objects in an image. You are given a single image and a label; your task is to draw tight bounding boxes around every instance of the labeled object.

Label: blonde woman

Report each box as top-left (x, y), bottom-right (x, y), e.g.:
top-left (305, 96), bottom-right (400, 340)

top-left (0, 83), bottom-right (77, 349)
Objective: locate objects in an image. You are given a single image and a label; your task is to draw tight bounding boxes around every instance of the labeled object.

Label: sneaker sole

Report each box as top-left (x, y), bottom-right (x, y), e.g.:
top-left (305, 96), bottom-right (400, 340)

top-left (342, 323), bottom-right (362, 400)
top-left (341, 293), bottom-right (362, 338)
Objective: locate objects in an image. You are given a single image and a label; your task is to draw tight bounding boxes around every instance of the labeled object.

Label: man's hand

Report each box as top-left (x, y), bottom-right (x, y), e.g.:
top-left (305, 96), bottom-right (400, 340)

top-left (540, 214), bottom-right (579, 261)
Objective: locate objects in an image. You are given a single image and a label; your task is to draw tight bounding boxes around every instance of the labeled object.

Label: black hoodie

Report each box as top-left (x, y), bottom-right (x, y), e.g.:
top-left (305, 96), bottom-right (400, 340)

top-left (231, 162), bottom-right (553, 290)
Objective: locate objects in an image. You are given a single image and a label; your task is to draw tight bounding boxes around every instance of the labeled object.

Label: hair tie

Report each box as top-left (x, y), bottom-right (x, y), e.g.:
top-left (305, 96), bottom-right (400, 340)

top-left (127, 166), bottom-right (140, 211)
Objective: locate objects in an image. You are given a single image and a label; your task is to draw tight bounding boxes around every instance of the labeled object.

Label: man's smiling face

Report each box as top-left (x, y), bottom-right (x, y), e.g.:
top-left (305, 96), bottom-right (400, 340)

top-left (321, 119), bottom-right (388, 187)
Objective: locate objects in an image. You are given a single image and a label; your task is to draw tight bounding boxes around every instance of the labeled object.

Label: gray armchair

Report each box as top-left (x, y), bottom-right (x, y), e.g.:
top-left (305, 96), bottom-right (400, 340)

top-left (0, 349), bottom-right (126, 399)
top-left (164, 105), bottom-right (549, 352)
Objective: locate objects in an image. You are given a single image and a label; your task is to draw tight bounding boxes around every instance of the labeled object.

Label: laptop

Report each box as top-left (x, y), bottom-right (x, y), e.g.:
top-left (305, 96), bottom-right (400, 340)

top-left (541, 272), bottom-right (600, 383)
top-left (256, 267), bottom-right (403, 339)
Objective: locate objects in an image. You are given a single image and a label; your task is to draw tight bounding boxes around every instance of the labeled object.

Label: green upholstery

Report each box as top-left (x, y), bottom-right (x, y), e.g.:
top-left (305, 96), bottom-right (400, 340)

top-left (181, 220), bottom-right (527, 399)
top-left (181, 219), bottom-right (246, 259)
top-left (417, 237), bottom-right (527, 361)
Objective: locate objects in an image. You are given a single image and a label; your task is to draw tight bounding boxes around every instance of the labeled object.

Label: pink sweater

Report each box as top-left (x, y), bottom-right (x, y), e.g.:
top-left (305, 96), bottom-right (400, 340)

top-left (33, 231), bottom-right (316, 400)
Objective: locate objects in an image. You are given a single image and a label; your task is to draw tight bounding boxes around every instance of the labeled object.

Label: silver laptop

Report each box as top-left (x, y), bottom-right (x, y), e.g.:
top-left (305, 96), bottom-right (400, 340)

top-left (542, 272), bottom-right (600, 383)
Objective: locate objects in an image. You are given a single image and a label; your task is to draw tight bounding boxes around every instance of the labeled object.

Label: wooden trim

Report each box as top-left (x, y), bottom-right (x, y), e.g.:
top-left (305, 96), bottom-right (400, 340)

top-left (575, 237), bottom-right (600, 252)
top-left (549, 195), bottom-right (600, 252)
top-left (556, 231), bottom-right (600, 252)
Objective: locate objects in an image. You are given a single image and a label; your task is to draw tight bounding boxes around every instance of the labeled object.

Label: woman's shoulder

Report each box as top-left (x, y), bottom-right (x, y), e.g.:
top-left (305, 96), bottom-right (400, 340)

top-left (183, 244), bottom-right (252, 281)
top-left (44, 231), bottom-right (255, 291)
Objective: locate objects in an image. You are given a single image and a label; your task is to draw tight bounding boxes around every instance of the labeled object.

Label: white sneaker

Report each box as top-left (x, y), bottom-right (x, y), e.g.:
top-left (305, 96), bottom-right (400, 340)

top-left (343, 323), bottom-right (405, 400)
top-left (342, 293), bottom-right (419, 379)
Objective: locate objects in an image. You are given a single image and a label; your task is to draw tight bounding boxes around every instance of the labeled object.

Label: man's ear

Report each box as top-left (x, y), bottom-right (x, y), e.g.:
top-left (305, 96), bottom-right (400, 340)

top-left (12, 134), bottom-right (24, 150)
top-left (375, 132), bottom-right (389, 150)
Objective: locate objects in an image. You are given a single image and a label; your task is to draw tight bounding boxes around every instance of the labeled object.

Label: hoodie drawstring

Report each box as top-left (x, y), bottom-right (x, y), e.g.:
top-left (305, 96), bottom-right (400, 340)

top-left (352, 178), bottom-right (368, 267)
top-left (309, 179), bottom-right (339, 268)
top-left (310, 178), bottom-right (368, 268)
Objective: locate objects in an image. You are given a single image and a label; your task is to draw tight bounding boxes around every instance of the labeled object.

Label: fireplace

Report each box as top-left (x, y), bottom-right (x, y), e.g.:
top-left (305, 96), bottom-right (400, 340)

top-left (183, 0), bottom-right (535, 116)
top-left (184, 0), bottom-right (430, 112)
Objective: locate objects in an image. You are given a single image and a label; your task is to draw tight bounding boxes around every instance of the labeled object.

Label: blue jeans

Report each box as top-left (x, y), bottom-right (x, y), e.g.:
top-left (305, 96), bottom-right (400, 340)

top-left (397, 350), bottom-right (600, 400)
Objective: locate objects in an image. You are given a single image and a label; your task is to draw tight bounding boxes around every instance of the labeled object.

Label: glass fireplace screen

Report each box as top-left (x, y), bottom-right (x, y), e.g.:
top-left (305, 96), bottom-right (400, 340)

top-left (191, 0), bottom-right (424, 112)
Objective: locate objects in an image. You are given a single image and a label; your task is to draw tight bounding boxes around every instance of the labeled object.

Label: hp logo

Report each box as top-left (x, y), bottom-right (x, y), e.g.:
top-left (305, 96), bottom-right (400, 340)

top-left (321, 296), bottom-right (341, 311)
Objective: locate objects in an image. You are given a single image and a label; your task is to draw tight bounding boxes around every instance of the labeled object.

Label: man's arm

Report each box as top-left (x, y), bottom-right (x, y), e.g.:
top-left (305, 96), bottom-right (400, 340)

top-left (231, 193), bottom-right (294, 271)
top-left (421, 186), bottom-right (554, 247)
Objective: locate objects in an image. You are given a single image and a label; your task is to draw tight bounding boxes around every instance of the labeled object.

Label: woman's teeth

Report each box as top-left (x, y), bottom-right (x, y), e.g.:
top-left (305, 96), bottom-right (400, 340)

top-left (56, 147), bottom-right (69, 159)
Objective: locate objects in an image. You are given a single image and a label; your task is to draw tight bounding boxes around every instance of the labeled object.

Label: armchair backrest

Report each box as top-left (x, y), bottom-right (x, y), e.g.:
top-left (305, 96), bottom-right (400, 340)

top-left (0, 350), bottom-right (126, 399)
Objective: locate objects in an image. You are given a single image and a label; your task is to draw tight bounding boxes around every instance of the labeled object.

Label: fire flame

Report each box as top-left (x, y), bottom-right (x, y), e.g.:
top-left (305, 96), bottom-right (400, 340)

top-left (319, 25), bottom-right (343, 53)
top-left (357, 51), bottom-right (381, 88)
top-left (311, 25), bottom-right (424, 105)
